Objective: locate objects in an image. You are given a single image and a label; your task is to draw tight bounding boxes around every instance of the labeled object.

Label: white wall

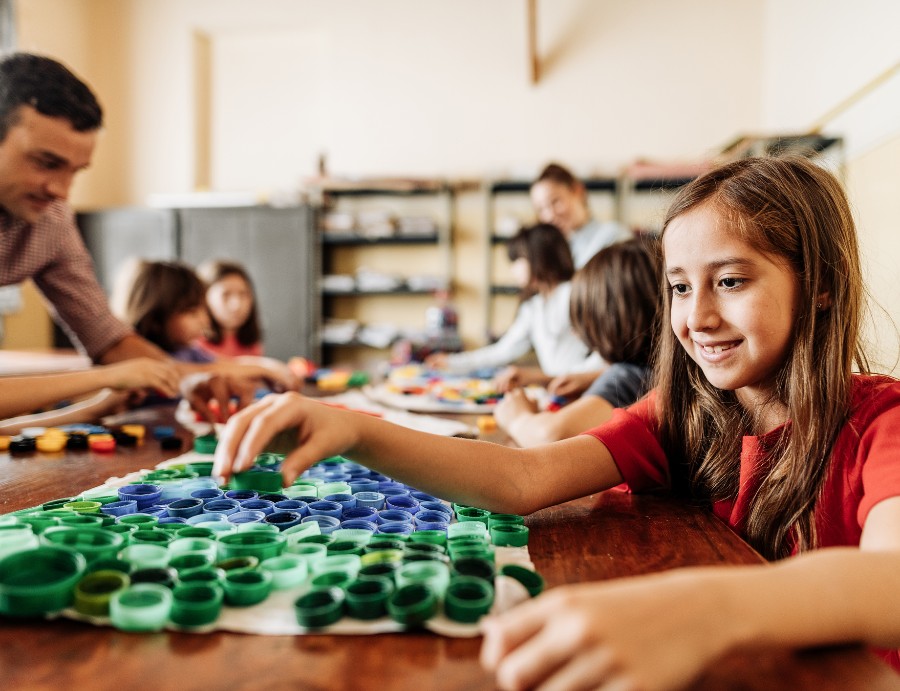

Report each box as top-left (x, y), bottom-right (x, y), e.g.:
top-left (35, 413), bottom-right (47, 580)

top-left (18, 0), bottom-right (765, 205)
top-left (762, 0), bottom-right (900, 373)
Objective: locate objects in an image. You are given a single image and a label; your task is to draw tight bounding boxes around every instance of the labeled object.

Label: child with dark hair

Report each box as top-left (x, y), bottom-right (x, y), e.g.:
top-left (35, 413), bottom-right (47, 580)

top-left (197, 260), bottom-right (263, 358)
top-left (115, 260), bottom-right (214, 363)
top-left (427, 223), bottom-right (602, 390)
top-left (494, 236), bottom-right (661, 446)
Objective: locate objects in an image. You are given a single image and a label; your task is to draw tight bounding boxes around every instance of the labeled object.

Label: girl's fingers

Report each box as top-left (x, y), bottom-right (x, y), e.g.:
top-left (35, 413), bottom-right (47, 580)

top-left (492, 616), bottom-right (583, 691)
top-left (213, 395), bottom-right (279, 480)
top-left (536, 647), bottom-right (621, 691)
top-left (481, 595), bottom-right (559, 670)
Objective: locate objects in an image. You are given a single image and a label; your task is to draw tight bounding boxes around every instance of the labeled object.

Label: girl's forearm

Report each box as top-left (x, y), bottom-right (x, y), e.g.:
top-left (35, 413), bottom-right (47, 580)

top-left (344, 413), bottom-right (621, 515)
top-left (703, 548), bottom-right (900, 654)
top-left (0, 369), bottom-right (114, 419)
top-left (0, 389), bottom-right (120, 435)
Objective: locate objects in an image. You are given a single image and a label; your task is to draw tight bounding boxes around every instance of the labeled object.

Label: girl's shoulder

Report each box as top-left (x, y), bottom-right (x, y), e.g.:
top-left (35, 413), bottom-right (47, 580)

top-left (849, 374), bottom-right (900, 420)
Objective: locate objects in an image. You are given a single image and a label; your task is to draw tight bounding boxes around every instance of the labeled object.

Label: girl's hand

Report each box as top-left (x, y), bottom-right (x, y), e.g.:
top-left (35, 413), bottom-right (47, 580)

top-left (180, 371), bottom-right (258, 424)
top-left (493, 388), bottom-right (538, 430)
top-left (494, 366), bottom-right (523, 393)
top-left (229, 357), bottom-right (301, 392)
top-left (481, 572), bottom-right (731, 691)
top-left (424, 352), bottom-right (449, 370)
top-left (213, 392), bottom-right (360, 485)
top-left (547, 370), bottom-right (602, 399)
top-left (103, 358), bottom-right (181, 397)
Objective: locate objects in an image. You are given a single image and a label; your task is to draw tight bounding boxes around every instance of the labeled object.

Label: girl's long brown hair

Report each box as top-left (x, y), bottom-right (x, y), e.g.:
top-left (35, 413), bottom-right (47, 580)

top-left (655, 156), bottom-right (869, 559)
top-left (570, 236), bottom-right (661, 366)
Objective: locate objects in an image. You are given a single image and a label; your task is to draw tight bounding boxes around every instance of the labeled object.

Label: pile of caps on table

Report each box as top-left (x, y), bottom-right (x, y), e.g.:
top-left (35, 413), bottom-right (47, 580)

top-left (0, 423), bottom-right (183, 455)
top-left (0, 452), bottom-right (544, 632)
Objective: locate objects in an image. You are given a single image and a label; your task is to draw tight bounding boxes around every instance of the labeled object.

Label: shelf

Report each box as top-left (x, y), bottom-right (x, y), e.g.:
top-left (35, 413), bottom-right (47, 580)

top-left (305, 177), bottom-right (452, 197)
top-left (631, 177), bottom-right (697, 191)
top-left (489, 177), bottom-right (617, 194)
top-left (322, 287), bottom-right (439, 297)
top-left (321, 233), bottom-right (441, 246)
top-left (719, 133), bottom-right (843, 159)
top-left (314, 179), bottom-right (457, 366)
top-left (320, 339), bottom-right (392, 349)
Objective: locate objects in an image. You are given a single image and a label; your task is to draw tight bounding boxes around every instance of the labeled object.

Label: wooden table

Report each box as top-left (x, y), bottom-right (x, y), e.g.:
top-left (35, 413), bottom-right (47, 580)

top-left (1, 404), bottom-right (898, 690)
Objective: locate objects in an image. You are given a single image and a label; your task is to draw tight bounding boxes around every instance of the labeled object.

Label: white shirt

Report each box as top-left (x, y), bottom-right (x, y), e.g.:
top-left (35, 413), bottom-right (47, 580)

top-left (569, 219), bottom-right (632, 269)
top-left (445, 282), bottom-right (602, 375)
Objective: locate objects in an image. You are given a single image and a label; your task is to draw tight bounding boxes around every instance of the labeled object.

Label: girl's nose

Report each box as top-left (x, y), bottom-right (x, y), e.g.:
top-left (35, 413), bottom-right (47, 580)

top-left (685, 291), bottom-right (720, 332)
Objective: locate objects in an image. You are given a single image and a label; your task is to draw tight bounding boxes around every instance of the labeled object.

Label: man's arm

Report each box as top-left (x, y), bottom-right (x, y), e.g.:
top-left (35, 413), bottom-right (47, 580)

top-left (97, 332), bottom-right (169, 364)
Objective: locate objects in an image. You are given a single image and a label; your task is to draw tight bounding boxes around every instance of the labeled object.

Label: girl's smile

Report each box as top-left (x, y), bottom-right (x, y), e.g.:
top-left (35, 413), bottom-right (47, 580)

top-left (664, 203), bottom-right (800, 416)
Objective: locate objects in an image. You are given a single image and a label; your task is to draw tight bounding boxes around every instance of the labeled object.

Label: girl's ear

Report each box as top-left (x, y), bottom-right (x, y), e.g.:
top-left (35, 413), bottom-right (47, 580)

top-left (815, 291), bottom-right (832, 311)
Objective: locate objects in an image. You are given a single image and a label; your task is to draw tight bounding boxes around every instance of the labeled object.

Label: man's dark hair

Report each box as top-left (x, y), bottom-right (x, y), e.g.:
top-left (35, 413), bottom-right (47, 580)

top-left (0, 52), bottom-right (103, 140)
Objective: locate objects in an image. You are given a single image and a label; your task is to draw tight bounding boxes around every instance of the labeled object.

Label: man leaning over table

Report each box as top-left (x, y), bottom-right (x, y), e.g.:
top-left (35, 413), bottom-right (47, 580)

top-left (0, 52), bottom-right (295, 420)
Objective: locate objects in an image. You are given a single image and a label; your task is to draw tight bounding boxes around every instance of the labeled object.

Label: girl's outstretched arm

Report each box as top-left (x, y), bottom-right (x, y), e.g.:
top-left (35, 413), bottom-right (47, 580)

top-left (213, 391), bottom-right (624, 515)
top-left (480, 496), bottom-right (900, 691)
top-left (0, 357), bottom-right (180, 419)
top-left (495, 388), bottom-right (615, 447)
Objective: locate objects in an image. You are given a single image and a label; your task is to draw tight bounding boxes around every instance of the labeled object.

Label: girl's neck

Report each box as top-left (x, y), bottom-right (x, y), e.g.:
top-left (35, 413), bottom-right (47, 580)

top-left (736, 388), bottom-right (790, 435)
top-left (535, 281), bottom-right (558, 297)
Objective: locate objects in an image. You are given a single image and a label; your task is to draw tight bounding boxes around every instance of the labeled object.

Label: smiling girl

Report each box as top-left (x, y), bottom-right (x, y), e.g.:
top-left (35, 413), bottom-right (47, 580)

top-left (213, 157), bottom-right (900, 689)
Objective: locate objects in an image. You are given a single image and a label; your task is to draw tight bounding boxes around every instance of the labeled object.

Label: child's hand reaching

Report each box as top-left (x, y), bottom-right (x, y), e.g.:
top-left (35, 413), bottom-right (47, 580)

top-left (424, 352), bottom-right (449, 370)
top-left (494, 366), bottom-right (524, 392)
top-left (213, 392), bottom-right (359, 485)
top-left (480, 570), bottom-right (732, 691)
top-left (547, 370), bottom-right (601, 399)
top-left (101, 358), bottom-right (181, 398)
top-left (493, 388), bottom-right (538, 430)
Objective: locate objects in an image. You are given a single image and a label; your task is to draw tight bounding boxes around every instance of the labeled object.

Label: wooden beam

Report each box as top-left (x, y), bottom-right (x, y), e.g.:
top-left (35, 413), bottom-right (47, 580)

top-left (528, 0), bottom-right (539, 85)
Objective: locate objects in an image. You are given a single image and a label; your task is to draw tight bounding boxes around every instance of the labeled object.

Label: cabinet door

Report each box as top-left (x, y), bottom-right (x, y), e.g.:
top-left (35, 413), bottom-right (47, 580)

top-left (77, 208), bottom-right (178, 294)
top-left (178, 206), bottom-right (319, 362)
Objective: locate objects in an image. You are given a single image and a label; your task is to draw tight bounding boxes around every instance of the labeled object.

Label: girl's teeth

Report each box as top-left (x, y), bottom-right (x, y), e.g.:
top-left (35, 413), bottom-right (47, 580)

top-left (703, 344), bottom-right (733, 353)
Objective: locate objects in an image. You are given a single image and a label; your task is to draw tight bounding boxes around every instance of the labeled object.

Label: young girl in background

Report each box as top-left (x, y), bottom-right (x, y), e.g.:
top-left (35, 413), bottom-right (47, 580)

top-left (197, 259), bottom-right (264, 358)
top-left (116, 260), bottom-right (215, 363)
top-left (113, 260), bottom-right (298, 397)
top-left (530, 162), bottom-right (631, 269)
top-left (216, 156), bottom-right (900, 689)
top-left (426, 223), bottom-right (602, 391)
top-left (493, 236), bottom-right (661, 447)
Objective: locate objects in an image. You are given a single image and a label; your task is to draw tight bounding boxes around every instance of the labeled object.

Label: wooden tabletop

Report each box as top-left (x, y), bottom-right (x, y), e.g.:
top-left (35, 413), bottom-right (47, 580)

top-left (1, 403), bottom-right (898, 690)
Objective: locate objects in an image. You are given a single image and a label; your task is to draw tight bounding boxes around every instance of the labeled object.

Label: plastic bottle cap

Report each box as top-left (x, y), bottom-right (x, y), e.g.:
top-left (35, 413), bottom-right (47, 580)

top-left (294, 586), bottom-right (345, 628)
top-left (110, 583), bottom-right (173, 631)
top-left (499, 564), bottom-right (545, 597)
top-left (169, 583), bottom-right (223, 627)
top-left (444, 575), bottom-right (494, 623)
top-left (489, 523), bottom-right (530, 547)
top-left (386, 583), bottom-right (439, 627)
top-left (345, 576), bottom-right (394, 620)
top-left (222, 568), bottom-right (273, 607)
top-left (0, 546), bottom-right (86, 616)
top-left (73, 570), bottom-right (131, 617)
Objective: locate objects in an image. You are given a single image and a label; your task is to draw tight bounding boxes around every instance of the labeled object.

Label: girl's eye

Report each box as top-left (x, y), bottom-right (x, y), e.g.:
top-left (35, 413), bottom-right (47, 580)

top-left (670, 283), bottom-right (689, 296)
top-left (720, 277), bottom-right (745, 289)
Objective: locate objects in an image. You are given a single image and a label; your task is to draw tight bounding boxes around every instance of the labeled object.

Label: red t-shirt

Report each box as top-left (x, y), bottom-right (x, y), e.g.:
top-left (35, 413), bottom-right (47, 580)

top-left (197, 333), bottom-right (263, 359)
top-left (584, 374), bottom-right (900, 669)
